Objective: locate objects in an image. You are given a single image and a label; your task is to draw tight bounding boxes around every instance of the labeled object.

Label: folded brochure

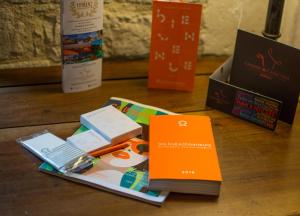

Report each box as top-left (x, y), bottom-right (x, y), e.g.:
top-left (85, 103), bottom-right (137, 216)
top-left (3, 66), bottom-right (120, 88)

top-left (39, 97), bottom-right (174, 205)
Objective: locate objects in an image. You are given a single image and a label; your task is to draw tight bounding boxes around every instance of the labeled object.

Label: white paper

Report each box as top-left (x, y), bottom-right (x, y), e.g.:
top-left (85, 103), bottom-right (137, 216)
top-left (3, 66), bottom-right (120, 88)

top-left (80, 105), bottom-right (142, 144)
top-left (67, 129), bottom-right (110, 153)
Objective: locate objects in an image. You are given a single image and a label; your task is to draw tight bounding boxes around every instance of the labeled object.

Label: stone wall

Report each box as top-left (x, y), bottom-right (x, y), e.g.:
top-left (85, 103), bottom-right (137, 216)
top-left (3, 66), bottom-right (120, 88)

top-left (0, 0), bottom-right (299, 69)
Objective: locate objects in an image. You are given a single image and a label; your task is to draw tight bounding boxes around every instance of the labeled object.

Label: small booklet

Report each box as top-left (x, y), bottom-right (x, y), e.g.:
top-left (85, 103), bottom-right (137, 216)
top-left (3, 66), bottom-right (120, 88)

top-left (149, 115), bottom-right (222, 195)
top-left (39, 97), bottom-right (173, 205)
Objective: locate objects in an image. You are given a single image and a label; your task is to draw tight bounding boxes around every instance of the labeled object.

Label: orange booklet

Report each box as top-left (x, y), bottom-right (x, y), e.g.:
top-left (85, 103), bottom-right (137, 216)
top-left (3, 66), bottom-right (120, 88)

top-left (148, 1), bottom-right (202, 91)
top-left (149, 115), bottom-right (222, 195)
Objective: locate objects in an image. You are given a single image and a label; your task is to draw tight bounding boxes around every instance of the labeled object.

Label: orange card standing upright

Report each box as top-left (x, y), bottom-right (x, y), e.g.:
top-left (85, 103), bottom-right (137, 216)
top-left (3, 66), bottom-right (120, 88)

top-left (148, 1), bottom-right (202, 91)
top-left (149, 115), bottom-right (222, 195)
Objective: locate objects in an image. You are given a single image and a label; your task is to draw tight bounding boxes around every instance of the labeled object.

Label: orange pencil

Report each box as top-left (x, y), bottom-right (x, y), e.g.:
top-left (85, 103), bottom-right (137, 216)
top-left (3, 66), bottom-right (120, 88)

top-left (90, 142), bottom-right (129, 157)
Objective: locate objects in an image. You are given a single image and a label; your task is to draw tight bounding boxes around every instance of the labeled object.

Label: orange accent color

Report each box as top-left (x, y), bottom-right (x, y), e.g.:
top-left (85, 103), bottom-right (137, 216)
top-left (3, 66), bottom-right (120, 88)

top-left (64, 50), bottom-right (78, 55)
top-left (90, 143), bottom-right (129, 157)
top-left (149, 115), bottom-right (222, 182)
top-left (83, 47), bottom-right (92, 53)
top-left (130, 139), bottom-right (148, 156)
top-left (148, 1), bottom-right (202, 91)
top-left (112, 150), bottom-right (130, 159)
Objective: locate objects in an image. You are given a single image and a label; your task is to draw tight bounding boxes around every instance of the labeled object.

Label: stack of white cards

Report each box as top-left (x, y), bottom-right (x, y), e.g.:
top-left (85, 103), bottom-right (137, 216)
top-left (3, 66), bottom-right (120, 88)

top-left (79, 105), bottom-right (142, 145)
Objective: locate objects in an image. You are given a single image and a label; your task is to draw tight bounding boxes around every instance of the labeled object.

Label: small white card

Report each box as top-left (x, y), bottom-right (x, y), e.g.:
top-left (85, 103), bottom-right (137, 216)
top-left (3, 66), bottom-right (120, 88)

top-left (67, 130), bottom-right (110, 153)
top-left (18, 132), bottom-right (86, 171)
top-left (80, 105), bottom-right (142, 145)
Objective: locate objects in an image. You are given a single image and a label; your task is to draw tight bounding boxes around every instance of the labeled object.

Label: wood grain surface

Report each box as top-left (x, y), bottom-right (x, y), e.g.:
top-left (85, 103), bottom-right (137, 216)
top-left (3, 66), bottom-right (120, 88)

top-left (0, 56), bottom-right (227, 87)
top-left (0, 57), bottom-right (299, 216)
top-left (0, 76), bottom-right (210, 129)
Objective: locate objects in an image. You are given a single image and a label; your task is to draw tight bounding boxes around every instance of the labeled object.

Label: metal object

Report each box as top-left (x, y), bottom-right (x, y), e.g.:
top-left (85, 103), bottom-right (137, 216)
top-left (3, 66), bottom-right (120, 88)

top-left (262, 0), bottom-right (285, 40)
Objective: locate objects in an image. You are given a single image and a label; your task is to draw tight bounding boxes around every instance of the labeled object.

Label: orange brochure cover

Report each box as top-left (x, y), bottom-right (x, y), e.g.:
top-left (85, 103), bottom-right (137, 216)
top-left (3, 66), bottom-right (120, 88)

top-left (149, 115), bottom-right (222, 182)
top-left (148, 1), bottom-right (202, 91)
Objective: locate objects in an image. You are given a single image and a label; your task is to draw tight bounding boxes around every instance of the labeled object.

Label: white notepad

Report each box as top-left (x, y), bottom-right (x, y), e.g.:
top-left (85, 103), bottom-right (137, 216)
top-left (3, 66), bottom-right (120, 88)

top-left (67, 130), bottom-right (110, 153)
top-left (80, 105), bottom-right (142, 145)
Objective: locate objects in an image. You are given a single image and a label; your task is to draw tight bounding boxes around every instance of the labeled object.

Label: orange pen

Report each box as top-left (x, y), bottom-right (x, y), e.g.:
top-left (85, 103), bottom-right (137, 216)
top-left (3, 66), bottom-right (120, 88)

top-left (90, 142), bottom-right (129, 157)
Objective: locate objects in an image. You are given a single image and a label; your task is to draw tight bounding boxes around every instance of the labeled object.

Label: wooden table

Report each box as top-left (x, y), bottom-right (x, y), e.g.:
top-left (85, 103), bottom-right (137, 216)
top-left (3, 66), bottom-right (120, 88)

top-left (0, 57), bottom-right (299, 216)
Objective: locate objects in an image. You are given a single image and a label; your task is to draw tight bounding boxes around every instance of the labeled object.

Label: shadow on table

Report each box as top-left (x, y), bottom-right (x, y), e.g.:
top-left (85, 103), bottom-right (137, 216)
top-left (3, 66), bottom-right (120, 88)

top-left (168, 192), bottom-right (219, 203)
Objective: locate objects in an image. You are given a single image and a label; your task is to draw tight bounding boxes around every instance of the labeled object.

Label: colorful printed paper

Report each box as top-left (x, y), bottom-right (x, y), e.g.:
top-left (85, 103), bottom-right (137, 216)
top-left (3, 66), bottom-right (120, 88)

top-left (102, 97), bottom-right (175, 125)
top-left (39, 97), bottom-right (174, 205)
top-left (148, 1), bottom-right (202, 91)
top-left (62, 0), bottom-right (104, 93)
top-left (206, 58), bottom-right (282, 130)
top-left (39, 138), bottom-right (168, 205)
top-left (232, 90), bottom-right (281, 130)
